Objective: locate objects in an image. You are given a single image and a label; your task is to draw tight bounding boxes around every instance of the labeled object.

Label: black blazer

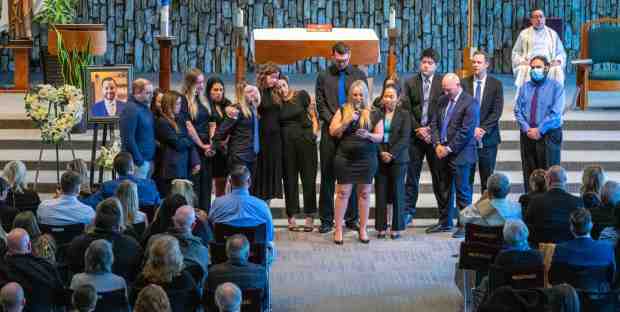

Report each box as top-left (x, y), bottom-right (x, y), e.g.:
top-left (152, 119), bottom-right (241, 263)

top-left (315, 64), bottom-right (368, 125)
top-left (524, 188), bottom-right (584, 245)
top-left (212, 109), bottom-right (257, 163)
top-left (402, 73), bottom-right (444, 131)
top-left (461, 75), bottom-right (504, 146)
top-left (431, 91), bottom-right (480, 165)
top-left (155, 117), bottom-right (196, 180)
top-left (379, 107), bottom-right (411, 164)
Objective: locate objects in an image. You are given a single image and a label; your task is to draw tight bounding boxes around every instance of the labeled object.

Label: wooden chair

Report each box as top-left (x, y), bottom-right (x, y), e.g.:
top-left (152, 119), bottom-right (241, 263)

top-left (94, 289), bottom-right (130, 312)
top-left (575, 18), bottom-right (620, 110)
top-left (538, 242), bottom-right (556, 288)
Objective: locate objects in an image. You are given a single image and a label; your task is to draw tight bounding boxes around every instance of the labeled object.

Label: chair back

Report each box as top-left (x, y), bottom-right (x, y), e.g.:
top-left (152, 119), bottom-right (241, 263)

top-left (488, 264), bottom-right (545, 292)
top-left (550, 263), bottom-right (614, 292)
top-left (205, 288), bottom-right (264, 312)
top-left (577, 289), bottom-right (620, 312)
top-left (167, 288), bottom-right (199, 312)
top-left (39, 223), bottom-right (85, 245)
top-left (94, 289), bottom-right (130, 312)
top-left (211, 223), bottom-right (268, 266)
top-left (465, 223), bottom-right (504, 246)
top-left (584, 18), bottom-right (620, 64)
top-left (458, 242), bottom-right (502, 271)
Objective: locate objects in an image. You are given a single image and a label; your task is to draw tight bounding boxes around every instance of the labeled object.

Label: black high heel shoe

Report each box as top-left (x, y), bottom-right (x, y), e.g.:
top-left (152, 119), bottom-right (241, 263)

top-left (333, 232), bottom-right (344, 245)
top-left (358, 230), bottom-right (370, 244)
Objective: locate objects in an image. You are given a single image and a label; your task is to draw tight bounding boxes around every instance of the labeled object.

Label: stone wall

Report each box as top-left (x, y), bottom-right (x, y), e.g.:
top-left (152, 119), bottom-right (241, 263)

top-left (1, 0), bottom-right (619, 75)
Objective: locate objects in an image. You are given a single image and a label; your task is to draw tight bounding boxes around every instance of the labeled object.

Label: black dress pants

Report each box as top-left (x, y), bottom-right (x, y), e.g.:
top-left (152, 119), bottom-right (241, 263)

top-left (404, 138), bottom-right (442, 217)
top-left (318, 125), bottom-right (358, 225)
top-left (520, 127), bottom-right (562, 192)
top-left (470, 144), bottom-right (498, 194)
top-left (193, 154), bottom-right (213, 212)
top-left (282, 126), bottom-right (318, 217)
top-left (375, 160), bottom-right (408, 231)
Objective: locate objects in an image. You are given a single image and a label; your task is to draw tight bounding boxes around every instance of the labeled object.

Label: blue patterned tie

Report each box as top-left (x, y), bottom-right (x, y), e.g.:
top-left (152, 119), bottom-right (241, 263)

top-left (338, 70), bottom-right (346, 107)
top-left (475, 80), bottom-right (482, 105)
top-left (440, 100), bottom-right (455, 144)
top-left (252, 107), bottom-right (260, 154)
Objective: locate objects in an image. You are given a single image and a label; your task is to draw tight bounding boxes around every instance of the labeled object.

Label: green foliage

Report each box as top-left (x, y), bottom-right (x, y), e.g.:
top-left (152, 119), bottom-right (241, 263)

top-left (55, 30), bottom-right (93, 89)
top-left (33, 0), bottom-right (78, 25)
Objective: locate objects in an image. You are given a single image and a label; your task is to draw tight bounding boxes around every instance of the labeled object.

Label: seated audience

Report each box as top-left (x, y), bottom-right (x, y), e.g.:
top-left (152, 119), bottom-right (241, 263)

top-left (0, 229), bottom-right (66, 312)
top-left (549, 209), bottom-right (615, 291)
top-left (524, 165), bottom-right (584, 245)
top-left (208, 234), bottom-right (267, 310)
top-left (68, 198), bottom-right (143, 284)
top-left (478, 283), bottom-right (580, 312)
top-left (115, 180), bottom-right (148, 240)
top-left (0, 282), bottom-right (25, 312)
top-left (215, 282), bottom-right (242, 312)
top-left (71, 284), bottom-right (97, 312)
top-left (459, 173), bottom-right (522, 229)
top-left (12, 211), bottom-right (56, 264)
top-left (130, 235), bottom-right (200, 312)
top-left (67, 159), bottom-right (93, 200)
top-left (133, 284), bottom-right (172, 312)
top-left (599, 181), bottom-right (620, 245)
top-left (0, 177), bottom-right (17, 233)
top-left (83, 152), bottom-right (160, 209)
top-left (38, 171), bottom-right (95, 226)
top-left (70, 239), bottom-right (127, 295)
top-left (3, 161), bottom-right (40, 215)
top-left (147, 205), bottom-right (209, 274)
top-left (580, 164), bottom-right (606, 209)
top-left (518, 168), bottom-right (547, 212)
top-left (209, 165), bottom-right (275, 258)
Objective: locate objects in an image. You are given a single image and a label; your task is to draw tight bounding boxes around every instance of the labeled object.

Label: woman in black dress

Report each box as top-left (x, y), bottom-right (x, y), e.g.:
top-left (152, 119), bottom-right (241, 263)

top-left (252, 63), bottom-right (283, 202)
top-left (154, 91), bottom-right (200, 196)
top-left (181, 69), bottom-right (215, 212)
top-left (329, 80), bottom-right (384, 244)
top-left (275, 78), bottom-right (318, 232)
top-left (213, 84), bottom-right (261, 174)
top-left (374, 83), bottom-right (411, 239)
top-left (206, 76), bottom-right (233, 197)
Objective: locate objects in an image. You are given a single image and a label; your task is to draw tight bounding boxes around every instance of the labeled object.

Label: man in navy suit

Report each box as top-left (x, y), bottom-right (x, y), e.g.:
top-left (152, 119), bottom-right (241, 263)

top-left (428, 73), bottom-right (479, 234)
top-left (461, 51), bottom-right (504, 194)
top-left (90, 77), bottom-right (127, 118)
top-left (550, 208), bottom-right (615, 290)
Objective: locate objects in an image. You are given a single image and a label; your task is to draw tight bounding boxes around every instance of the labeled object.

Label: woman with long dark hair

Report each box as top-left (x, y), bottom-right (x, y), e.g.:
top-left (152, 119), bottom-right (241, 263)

top-left (181, 69), bottom-right (215, 212)
top-left (275, 77), bottom-right (318, 232)
top-left (205, 76), bottom-right (233, 197)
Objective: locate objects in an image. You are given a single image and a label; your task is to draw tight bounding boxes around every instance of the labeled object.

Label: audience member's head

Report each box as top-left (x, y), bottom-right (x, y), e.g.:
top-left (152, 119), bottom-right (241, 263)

top-left (151, 194), bottom-right (188, 235)
top-left (528, 169), bottom-right (548, 193)
top-left (546, 165), bottom-right (567, 190)
top-left (172, 205), bottom-right (195, 233)
top-left (226, 234), bottom-right (250, 264)
top-left (113, 152), bottom-right (134, 176)
top-left (569, 208), bottom-right (592, 237)
top-left (215, 282), bottom-right (242, 312)
top-left (503, 219), bottom-right (530, 250)
top-left (2, 160), bottom-right (28, 194)
top-left (71, 284), bottom-right (97, 312)
top-left (580, 165), bottom-right (606, 196)
top-left (66, 159), bottom-right (91, 194)
top-left (84, 239), bottom-right (114, 274)
top-left (12, 211), bottom-right (41, 240)
top-left (0, 177), bottom-right (11, 202)
top-left (169, 179), bottom-right (196, 208)
top-left (94, 197), bottom-right (123, 232)
top-left (133, 284), bottom-right (171, 312)
top-left (6, 228), bottom-right (30, 256)
top-left (486, 173), bottom-right (511, 199)
top-left (115, 180), bottom-right (139, 227)
top-left (229, 165), bottom-right (251, 189)
top-left (60, 171), bottom-right (81, 196)
top-left (143, 235), bottom-right (184, 284)
top-left (0, 282), bottom-right (25, 312)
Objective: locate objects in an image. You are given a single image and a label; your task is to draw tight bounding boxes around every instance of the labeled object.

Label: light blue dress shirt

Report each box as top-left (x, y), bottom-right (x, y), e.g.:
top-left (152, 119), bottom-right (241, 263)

top-left (38, 194), bottom-right (95, 226)
top-left (514, 78), bottom-right (564, 134)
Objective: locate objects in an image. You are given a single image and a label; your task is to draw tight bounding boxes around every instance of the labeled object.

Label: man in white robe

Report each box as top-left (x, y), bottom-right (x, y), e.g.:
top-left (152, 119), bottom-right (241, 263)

top-left (512, 9), bottom-right (567, 87)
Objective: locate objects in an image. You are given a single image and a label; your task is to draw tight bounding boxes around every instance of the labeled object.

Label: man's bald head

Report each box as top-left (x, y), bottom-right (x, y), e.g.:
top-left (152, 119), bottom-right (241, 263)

top-left (442, 73), bottom-right (462, 99)
top-left (173, 205), bottom-right (196, 232)
top-left (215, 282), bottom-right (242, 312)
top-left (0, 282), bottom-right (25, 312)
top-left (546, 165), bottom-right (567, 189)
top-left (6, 228), bottom-right (30, 255)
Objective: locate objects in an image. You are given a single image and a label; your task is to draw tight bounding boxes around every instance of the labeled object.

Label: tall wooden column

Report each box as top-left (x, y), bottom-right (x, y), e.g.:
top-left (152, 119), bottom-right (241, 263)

top-left (387, 29), bottom-right (399, 78)
top-left (233, 27), bottom-right (245, 103)
top-left (156, 36), bottom-right (175, 92)
top-left (0, 39), bottom-right (33, 93)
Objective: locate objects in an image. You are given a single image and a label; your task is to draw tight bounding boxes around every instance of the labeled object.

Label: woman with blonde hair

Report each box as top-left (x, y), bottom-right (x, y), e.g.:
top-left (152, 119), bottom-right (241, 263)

top-left (115, 180), bottom-right (148, 239)
top-left (2, 160), bottom-right (40, 213)
top-left (329, 80), bottom-right (384, 244)
top-left (133, 284), bottom-right (172, 312)
top-left (181, 68), bottom-right (216, 212)
top-left (130, 235), bottom-right (199, 312)
top-left (275, 77), bottom-right (318, 231)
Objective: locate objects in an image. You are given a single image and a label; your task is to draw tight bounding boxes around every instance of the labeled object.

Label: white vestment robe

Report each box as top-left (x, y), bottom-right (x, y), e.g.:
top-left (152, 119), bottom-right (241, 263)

top-left (512, 26), bottom-right (567, 87)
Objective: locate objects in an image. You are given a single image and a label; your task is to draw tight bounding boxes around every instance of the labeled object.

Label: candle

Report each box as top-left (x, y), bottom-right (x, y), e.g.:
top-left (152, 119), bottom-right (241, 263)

top-left (389, 8), bottom-right (396, 29)
top-left (160, 0), bottom-right (170, 37)
top-left (236, 8), bottom-right (244, 28)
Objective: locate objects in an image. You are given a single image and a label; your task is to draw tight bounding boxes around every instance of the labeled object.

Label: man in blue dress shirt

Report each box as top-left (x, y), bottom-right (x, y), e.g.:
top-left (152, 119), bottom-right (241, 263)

top-left (38, 171), bottom-right (95, 226)
top-left (514, 55), bottom-right (564, 192)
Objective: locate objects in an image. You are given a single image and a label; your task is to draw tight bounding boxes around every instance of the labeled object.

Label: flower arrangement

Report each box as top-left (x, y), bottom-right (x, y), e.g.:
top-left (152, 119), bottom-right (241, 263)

top-left (25, 84), bottom-right (84, 144)
top-left (96, 139), bottom-right (121, 170)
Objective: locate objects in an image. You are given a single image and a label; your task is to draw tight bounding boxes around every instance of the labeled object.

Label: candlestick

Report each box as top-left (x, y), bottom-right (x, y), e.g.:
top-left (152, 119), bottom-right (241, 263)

top-left (236, 8), bottom-right (244, 28)
top-left (160, 0), bottom-right (170, 37)
top-left (389, 8), bottom-right (396, 29)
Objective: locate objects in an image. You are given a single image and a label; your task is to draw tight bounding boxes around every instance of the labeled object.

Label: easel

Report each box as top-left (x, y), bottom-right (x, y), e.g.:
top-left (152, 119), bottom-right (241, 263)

top-left (89, 120), bottom-right (117, 189)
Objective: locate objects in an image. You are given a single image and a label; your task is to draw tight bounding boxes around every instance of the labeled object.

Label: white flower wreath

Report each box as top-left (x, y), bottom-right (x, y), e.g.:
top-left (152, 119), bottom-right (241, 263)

top-left (24, 84), bottom-right (84, 144)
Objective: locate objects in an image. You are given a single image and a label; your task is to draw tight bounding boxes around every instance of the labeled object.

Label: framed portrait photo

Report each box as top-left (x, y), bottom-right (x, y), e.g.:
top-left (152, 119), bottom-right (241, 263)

top-left (83, 64), bottom-right (133, 124)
